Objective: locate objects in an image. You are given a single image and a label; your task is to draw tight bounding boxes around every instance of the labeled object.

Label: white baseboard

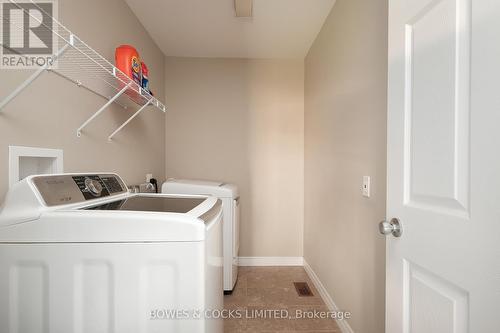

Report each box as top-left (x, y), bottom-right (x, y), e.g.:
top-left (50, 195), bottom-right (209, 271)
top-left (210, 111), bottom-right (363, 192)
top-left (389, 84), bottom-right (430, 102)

top-left (303, 259), bottom-right (354, 333)
top-left (238, 256), bottom-right (304, 266)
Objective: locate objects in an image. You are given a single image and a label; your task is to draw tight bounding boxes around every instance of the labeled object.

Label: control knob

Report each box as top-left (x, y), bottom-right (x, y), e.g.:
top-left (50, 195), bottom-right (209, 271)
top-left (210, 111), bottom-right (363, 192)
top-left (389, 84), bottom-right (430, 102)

top-left (84, 177), bottom-right (103, 197)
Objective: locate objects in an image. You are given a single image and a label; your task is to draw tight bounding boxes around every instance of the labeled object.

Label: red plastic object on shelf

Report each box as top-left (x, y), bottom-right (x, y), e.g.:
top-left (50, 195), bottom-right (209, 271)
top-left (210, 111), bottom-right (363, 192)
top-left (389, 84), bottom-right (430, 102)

top-left (115, 45), bottom-right (144, 104)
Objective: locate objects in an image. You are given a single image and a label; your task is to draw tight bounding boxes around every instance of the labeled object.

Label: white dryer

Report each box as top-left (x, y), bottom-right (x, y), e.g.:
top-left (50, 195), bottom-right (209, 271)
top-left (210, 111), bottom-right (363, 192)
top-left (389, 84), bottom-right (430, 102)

top-left (0, 173), bottom-right (223, 333)
top-left (162, 179), bottom-right (240, 292)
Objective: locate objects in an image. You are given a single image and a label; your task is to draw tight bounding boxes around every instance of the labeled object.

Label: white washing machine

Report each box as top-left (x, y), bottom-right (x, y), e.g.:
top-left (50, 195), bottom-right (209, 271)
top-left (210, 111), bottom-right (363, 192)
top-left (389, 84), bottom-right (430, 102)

top-left (162, 179), bottom-right (239, 292)
top-left (0, 173), bottom-right (223, 333)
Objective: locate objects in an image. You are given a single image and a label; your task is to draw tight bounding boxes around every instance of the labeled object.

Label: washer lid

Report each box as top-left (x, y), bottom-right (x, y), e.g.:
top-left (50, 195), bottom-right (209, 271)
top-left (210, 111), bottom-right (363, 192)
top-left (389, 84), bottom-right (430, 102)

top-left (84, 196), bottom-right (206, 213)
top-left (0, 195), bottom-right (222, 243)
top-left (162, 178), bottom-right (239, 199)
top-left (0, 174), bottom-right (223, 242)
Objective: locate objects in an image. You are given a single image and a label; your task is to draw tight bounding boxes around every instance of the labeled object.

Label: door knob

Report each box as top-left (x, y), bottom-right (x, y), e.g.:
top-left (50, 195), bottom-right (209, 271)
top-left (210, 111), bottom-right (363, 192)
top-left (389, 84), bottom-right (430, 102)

top-left (379, 218), bottom-right (402, 237)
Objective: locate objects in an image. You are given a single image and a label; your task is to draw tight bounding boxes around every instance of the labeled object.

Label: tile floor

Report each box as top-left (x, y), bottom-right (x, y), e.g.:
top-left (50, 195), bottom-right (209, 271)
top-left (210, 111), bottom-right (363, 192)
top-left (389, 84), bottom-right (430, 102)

top-left (224, 266), bottom-right (341, 332)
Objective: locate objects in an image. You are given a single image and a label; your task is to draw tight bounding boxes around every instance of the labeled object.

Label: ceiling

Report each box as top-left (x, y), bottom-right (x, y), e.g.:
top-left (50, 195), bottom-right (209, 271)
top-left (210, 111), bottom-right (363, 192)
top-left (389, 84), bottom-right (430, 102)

top-left (124, 0), bottom-right (336, 59)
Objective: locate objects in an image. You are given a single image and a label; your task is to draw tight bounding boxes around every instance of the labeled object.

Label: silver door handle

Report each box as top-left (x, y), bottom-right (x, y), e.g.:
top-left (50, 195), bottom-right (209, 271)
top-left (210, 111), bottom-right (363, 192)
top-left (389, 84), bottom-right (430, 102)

top-left (379, 218), bottom-right (402, 237)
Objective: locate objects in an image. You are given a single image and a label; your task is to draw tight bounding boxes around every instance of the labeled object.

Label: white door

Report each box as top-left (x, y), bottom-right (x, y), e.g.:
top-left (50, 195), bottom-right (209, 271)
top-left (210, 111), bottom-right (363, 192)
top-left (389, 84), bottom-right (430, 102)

top-left (386, 0), bottom-right (500, 332)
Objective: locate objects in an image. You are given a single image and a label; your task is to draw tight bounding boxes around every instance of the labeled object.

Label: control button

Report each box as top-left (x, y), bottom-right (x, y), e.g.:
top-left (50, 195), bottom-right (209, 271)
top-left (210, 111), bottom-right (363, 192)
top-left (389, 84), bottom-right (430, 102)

top-left (84, 177), bottom-right (103, 197)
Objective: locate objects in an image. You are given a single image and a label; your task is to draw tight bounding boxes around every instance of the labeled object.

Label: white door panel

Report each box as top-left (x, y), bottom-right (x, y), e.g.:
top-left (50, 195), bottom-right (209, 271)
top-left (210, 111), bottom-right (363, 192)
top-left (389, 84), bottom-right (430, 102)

top-left (404, 0), bottom-right (471, 217)
top-left (387, 0), bottom-right (500, 332)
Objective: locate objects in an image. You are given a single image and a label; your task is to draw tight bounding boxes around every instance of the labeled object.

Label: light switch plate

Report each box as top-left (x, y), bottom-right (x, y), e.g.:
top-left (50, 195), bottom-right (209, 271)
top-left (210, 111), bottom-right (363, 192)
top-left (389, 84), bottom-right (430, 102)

top-left (362, 176), bottom-right (371, 198)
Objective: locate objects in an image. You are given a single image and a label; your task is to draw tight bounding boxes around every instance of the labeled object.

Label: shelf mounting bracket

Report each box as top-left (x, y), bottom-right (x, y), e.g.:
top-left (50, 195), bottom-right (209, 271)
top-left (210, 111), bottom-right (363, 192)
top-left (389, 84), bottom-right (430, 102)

top-left (0, 43), bottom-right (70, 112)
top-left (108, 98), bottom-right (154, 141)
top-left (76, 82), bottom-right (132, 137)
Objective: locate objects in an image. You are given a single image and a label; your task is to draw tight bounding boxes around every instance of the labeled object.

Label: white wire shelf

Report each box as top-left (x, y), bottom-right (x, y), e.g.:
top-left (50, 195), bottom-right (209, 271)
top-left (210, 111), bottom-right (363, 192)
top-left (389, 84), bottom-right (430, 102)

top-left (0, 0), bottom-right (166, 141)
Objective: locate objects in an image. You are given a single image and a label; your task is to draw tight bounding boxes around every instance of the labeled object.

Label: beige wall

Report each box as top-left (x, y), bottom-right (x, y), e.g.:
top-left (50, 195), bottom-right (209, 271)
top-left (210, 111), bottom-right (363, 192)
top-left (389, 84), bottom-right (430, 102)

top-left (304, 0), bottom-right (387, 332)
top-left (0, 0), bottom-right (165, 202)
top-left (165, 57), bottom-right (304, 257)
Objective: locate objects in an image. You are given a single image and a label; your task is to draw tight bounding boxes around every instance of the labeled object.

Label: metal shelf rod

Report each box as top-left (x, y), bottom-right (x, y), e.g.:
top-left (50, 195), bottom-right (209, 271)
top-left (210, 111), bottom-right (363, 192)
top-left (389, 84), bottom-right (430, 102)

top-left (108, 97), bottom-right (154, 141)
top-left (19, 2), bottom-right (164, 110)
top-left (9, 1), bottom-right (119, 85)
top-left (77, 82), bottom-right (132, 137)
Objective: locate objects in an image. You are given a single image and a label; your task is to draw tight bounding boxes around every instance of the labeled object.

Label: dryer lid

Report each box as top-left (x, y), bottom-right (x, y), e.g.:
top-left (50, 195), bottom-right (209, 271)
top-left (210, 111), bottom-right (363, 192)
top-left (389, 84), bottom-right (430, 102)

top-left (162, 178), bottom-right (239, 199)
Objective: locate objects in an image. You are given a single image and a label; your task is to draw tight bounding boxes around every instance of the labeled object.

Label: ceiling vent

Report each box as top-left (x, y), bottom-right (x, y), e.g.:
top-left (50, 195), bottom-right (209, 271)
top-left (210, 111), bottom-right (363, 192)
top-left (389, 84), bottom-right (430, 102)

top-left (235, 0), bottom-right (253, 17)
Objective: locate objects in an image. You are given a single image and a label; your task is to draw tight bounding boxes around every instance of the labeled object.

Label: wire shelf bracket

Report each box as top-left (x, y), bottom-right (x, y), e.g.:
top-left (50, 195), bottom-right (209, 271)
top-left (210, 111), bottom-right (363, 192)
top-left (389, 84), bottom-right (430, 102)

top-left (108, 97), bottom-right (154, 141)
top-left (77, 82), bottom-right (132, 137)
top-left (0, 0), bottom-right (167, 140)
top-left (0, 43), bottom-right (70, 110)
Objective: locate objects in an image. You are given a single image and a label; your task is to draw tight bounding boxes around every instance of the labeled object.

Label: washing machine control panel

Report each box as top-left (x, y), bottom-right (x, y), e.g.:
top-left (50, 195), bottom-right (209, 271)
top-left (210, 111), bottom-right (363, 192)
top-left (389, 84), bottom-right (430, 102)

top-left (72, 175), bottom-right (111, 200)
top-left (32, 174), bottom-right (128, 206)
